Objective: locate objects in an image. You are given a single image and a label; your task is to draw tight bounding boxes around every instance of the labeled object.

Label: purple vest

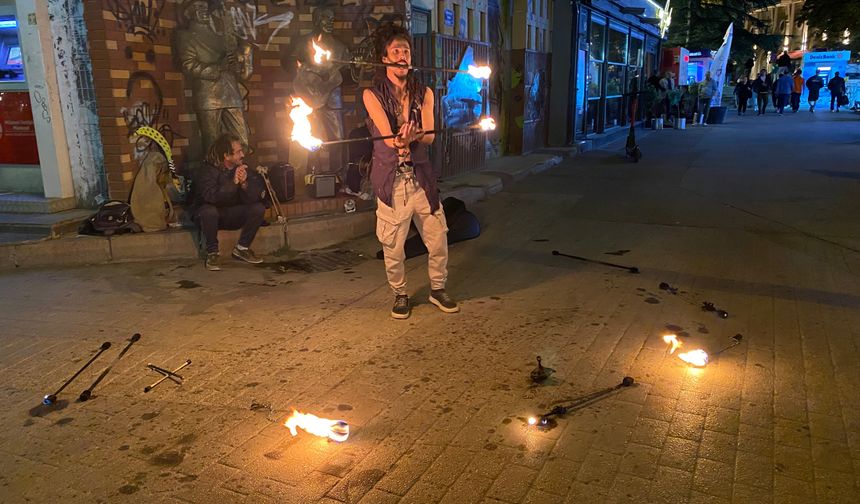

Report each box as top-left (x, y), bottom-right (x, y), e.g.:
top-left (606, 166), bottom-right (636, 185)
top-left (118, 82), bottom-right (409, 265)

top-left (367, 80), bottom-right (440, 213)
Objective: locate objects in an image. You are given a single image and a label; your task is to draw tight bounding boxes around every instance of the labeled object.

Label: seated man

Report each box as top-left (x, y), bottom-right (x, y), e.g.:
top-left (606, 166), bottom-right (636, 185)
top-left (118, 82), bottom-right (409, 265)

top-left (195, 133), bottom-right (266, 271)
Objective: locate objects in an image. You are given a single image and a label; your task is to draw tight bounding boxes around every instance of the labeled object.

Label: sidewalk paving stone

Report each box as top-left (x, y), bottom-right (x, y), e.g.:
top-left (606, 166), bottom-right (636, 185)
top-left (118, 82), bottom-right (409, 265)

top-left (2, 114), bottom-right (860, 502)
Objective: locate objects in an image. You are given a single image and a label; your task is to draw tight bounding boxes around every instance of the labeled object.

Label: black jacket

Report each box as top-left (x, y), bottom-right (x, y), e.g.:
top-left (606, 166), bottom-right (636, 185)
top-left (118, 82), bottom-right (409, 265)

top-left (194, 162), bottom-right (266, 209)
top-left (734, 81), bottom-right (753, 100)
top-left (827, 76), bottom-right (846, 94)
top-left (751, 75), bottom-right (772, 94)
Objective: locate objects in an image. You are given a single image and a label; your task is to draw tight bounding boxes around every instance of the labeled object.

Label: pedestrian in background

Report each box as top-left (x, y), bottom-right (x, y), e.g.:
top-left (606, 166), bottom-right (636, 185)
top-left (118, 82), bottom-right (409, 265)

top-left (828, 71), bottom-right (846, 112)
top-left (752, 69), bottom-right (772, 115)
top-left (734, 76), bottom-right (753, 116)
top-left (806, 70), bottom-right (824, 112)
top-left (790, 69), bottom-right (804, 112)
top-left (697, 71), bottom-right (718, 126)
top-left (775, 70), bottom-right (793, 115)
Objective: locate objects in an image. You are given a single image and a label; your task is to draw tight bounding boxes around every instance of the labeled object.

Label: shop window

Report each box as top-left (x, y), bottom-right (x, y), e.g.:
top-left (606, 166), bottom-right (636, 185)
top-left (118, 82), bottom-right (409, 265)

top-left (0, 16), bottom-right (25, 83)
top-left (412, 8), bottom-right (430, 36)
top-left (605, 97), bottom-right (623, 128)
top-left (606, 64), bottom-right (624, 97)
top-left (481, 12), bottom-right (487, 42)
top-left (587, 99), bottom-right (600, 133)
top-left (629, 35), bottom-right (644, 67)
top-left (608, 26), bottom-right (627, 64)
top-left (590, 19), bottom-right (606, 62)
top-left (587, 60), bottom-right (603, 98)
top-left (467, 8), bottom-right (474, 40)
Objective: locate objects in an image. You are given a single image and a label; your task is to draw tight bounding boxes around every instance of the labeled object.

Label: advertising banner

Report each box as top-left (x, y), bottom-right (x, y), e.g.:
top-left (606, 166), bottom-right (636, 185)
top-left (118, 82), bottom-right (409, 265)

top-left (0, 91), bottom-right (40, 165)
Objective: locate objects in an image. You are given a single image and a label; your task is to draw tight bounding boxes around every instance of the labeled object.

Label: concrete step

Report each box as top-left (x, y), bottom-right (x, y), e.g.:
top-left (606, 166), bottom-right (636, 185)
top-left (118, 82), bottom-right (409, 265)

top-left (0, 193), bottom-right (77, 213)
top-left (0, 209), bottom-right (93, 238)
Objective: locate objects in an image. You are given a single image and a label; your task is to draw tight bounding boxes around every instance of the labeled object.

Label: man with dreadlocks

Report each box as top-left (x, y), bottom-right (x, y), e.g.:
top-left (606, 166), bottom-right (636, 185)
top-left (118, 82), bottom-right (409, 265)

top-left (362, 24), bottom-right (458, 319)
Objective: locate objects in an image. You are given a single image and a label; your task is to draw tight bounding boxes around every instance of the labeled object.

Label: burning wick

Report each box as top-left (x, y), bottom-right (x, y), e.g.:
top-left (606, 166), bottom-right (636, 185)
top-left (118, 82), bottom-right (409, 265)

top-left (467, 65), bottom-right (492, 79)
top-left (284, 409), bottom-right (349, 442)
top-left (478, 117), bottom-right (497, 131)
top-left (312, 38), bottom-right (332, 65)
top-left (662, 334), bottom-right (710, 367)
top-left (662, 334), bottom-right (681, 354)
top-left (678, 349), bottom-right (709, 367)
top-left (289, 97), bottom-right (323, 151)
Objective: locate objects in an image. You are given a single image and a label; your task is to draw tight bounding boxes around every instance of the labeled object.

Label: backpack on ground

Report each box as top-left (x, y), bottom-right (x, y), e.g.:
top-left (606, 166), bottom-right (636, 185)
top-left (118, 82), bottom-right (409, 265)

top-left (79, 200), bottom-right (142, 236)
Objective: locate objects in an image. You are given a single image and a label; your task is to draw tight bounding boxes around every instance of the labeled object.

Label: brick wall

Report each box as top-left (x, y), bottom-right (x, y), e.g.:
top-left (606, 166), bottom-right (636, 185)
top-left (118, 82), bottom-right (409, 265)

top-left (83, 0), bottom-right (404, 202)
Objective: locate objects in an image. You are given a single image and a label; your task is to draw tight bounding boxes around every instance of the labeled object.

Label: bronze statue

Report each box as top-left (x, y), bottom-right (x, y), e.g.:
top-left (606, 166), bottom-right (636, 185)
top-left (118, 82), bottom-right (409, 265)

top-left (176, 0), bottom-right (253, 156)
top-left (286, 7), bottom-right (350, 177)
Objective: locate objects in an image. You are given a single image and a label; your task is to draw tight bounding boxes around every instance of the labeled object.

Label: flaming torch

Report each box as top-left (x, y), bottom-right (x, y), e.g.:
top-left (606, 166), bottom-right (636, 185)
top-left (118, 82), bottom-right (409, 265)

top-left (662, 334), bottom-right (742, 368)
top-left (289, 97), bottom-right (323, 152)
top-left (292, 116), bottom-right (498, 150)
top-left (284, 409), bottom-right (349, 442)
top-left (312, 38), bottom-right (332, 65)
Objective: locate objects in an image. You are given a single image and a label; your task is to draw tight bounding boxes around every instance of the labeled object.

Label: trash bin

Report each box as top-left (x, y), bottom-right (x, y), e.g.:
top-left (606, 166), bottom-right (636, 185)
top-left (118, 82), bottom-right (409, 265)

top-left (707, 106), bottom-right (728, 124)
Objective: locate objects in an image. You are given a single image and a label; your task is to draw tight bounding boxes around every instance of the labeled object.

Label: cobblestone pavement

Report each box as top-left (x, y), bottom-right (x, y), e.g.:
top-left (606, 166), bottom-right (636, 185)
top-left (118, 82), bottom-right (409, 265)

top-left (2, 112), bottom-right (860, 503)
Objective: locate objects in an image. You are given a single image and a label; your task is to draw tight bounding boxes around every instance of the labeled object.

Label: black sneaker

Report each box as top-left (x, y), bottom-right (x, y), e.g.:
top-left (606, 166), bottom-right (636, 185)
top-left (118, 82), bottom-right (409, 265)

top-left (205, 252), bottom-right (221, 271)
top-left (391, 294), bottom-right (411, 319)
top-left (429, 289), bottom-right (459, 313)
top-left (232, 246), bottom-right (263, 264)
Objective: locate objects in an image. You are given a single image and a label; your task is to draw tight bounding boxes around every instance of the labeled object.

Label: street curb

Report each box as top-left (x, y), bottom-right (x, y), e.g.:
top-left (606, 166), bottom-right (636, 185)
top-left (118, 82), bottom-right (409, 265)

top-left (0, 211), bottom-right (376, 271)
top-left (0, 154), bottom-right (561, 271)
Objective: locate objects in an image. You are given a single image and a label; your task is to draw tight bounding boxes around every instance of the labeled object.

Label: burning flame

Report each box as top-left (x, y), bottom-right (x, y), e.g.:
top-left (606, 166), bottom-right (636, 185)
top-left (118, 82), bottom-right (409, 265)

top-left (662, 333), bottom-right (709, 367)
top-left (467, 65), bottom-right (492, 79)
top-left (678, 349), bottom-right (709, 367)
top-left (312, 38), bottom-right (331, 64)
top-left (662, 334), bottom-right (681, 354)
top-left (527, 416), bottom-right (537, 425)
top-left (478, 117), bottom-right (497, 131)
top-left (289, 97), bottom-right (323, 151)
top-left (284, 409), bottom-right (349, 442)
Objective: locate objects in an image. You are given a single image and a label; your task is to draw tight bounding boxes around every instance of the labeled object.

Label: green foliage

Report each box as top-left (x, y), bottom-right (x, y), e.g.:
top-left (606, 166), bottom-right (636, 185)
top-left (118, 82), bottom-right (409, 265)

top-left (798, 0), bottom-right (860, 54)
top-left (668, 1), bottom-right (782, 61)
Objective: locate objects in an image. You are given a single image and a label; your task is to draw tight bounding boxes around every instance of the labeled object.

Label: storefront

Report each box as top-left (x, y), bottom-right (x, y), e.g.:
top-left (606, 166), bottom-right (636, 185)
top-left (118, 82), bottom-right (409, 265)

top-left (0, 1), bottom-right (40, 194)
top-left (549, 0), bottom-right (666, 144)
top-left (0, 0), bottom-right (104, 207)
top-left (580, 1), bottom-right (664, 136)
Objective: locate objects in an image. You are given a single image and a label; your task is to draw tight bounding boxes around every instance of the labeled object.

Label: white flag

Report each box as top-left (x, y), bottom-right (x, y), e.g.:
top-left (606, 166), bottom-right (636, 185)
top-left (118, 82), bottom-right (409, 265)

top-left (708, 23), bottom-right (734, 107)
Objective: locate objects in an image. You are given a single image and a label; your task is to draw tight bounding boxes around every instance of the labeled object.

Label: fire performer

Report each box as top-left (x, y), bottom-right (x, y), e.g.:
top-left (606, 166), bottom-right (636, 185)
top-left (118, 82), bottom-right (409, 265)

top-left (362, 24), bottom-right (459, 319)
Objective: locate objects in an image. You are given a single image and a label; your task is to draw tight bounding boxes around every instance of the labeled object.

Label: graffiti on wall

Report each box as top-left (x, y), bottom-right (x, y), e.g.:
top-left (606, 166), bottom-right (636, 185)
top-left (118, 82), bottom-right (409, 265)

top-left (121, 71), bottom-right (184, 158)
top-left (211, 1), bottom-right (294, 50)
top-left (105, 0), bottom-right (165, 42)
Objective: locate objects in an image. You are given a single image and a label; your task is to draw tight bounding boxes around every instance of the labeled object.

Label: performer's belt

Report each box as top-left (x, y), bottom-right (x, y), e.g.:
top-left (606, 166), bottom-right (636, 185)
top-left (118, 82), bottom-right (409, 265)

top-left (396, 161), bottom-right (414, 176)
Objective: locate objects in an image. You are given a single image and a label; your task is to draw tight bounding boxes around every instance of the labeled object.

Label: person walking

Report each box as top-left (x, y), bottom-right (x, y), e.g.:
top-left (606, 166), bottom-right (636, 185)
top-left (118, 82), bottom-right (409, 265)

top-left (774, 70), bottom-right (793, 115)
top-left (806, 70), bottom-right (824, 112)
top-left (697, 71), bottom-right (718, 126)
top-left (828, 71), bottom-right (846, 112)
top-left (790, 69), bottom-right (804, 112)
top-left (733, 76), bottom-right (753, 116)
top-left (659, 71), bottom-right (676, 124)
top-left (751, 69), bottom-right (772, 115)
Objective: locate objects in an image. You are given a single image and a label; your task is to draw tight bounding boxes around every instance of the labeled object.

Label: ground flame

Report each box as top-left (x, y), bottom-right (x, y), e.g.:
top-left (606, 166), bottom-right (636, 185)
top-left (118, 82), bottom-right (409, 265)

top-left (478, 117), bottom-right (497, 131)
top-left (289, 97), bottom-right (323, 151)
top-left (663, 333), bottom-right (708, 367)
top-left (467, 65), bottom-right (492, 79)
top-left (678, 349), bottom-right (709, 367)
top-left (312, 38), bottom-right (331, 64)
top-left (284, 409), bottom-right (349, 442)
top-left (662, 334), bottom-right (681, 354)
